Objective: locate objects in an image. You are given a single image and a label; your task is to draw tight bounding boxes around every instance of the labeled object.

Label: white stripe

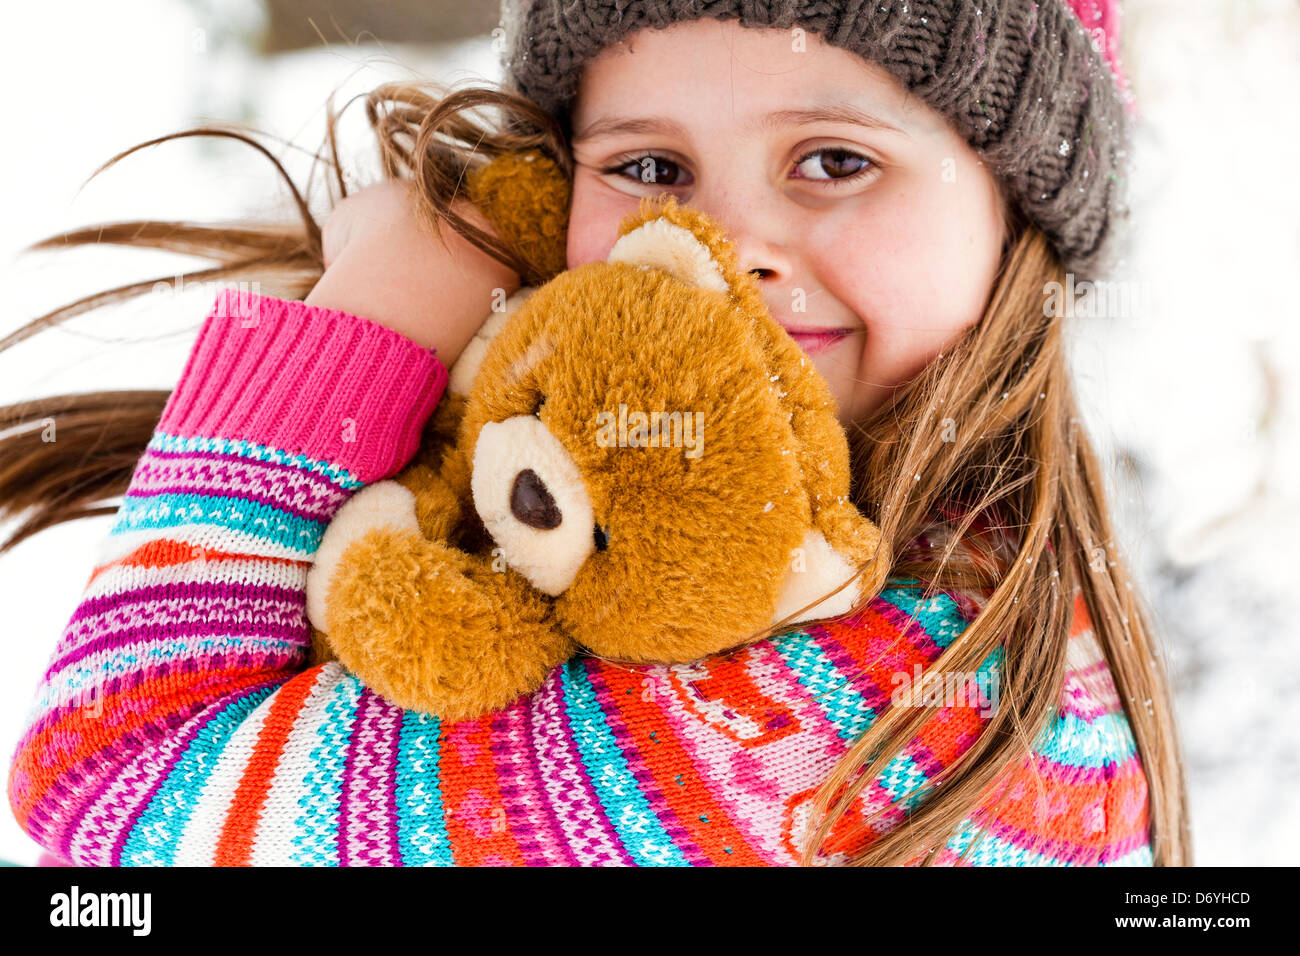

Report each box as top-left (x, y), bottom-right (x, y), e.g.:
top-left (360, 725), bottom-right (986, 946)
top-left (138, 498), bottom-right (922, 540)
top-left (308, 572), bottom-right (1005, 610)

top-left (95, 523), bottom-right (316, 566)
top-left (174, 701), bottom-right (272, 866)
top-left (1066, 625), bottom-right (1105, 671)
top-left (82, 550), bottom-right (307, 602)
top-left (249, 666), bottom-right (346, 866)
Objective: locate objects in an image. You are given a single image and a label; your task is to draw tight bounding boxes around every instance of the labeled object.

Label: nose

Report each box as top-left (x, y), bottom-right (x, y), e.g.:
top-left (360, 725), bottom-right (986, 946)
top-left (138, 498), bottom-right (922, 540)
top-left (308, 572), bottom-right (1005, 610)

top-left (684, 182), bottom-right (793, 284)
top-left (510, 468), bottom-right (562, 529)
top-left (472, 414), bottom-right (595, 596)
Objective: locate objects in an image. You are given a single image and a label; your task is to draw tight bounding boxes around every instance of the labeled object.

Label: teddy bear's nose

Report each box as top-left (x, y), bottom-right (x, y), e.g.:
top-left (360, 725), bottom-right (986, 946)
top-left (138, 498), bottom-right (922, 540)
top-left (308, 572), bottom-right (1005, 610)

top-left (510, 468), bottom-right (562, 529)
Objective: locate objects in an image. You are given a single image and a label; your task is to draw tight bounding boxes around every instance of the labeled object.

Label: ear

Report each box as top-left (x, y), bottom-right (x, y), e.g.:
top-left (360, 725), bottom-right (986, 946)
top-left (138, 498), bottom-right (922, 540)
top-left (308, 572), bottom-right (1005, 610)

top-left (605, 196), bottom-right (764, 306)
top-left (607, 217), bottom-right (728, 293)
top-left (464, 149), bottom-right (571, 285)
top-left (770, 529), bottom-right (862, 625)
top-left (769, 501), bottom-right (890, 629)
top-left (306, 481), bottom-right (420, 634)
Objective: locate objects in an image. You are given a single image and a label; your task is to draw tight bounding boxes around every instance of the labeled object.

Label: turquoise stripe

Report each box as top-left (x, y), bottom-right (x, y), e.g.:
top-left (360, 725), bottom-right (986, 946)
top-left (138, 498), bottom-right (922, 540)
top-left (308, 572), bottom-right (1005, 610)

top-left (120, 684), bottom-right (278, 866)
top-left (561, 662), bottom-right (687, 866)
top-left (109, 490), bottom-right (327, 553)
top-left (876, 749), bottom-right (933, 813)
top-left (39, 636), bottom-right (299, 716)
top-left (772, 631), bottom-right (874, 741)
top-left (149, 430), bottom-right (363, 490)
top-left (943, 816), bottom-right (1069, 866)
top-left (1033, 710), bottom-right (1138, 770)
top-left (291, 673), bottom-right (362, 865)
top-left (395, 710), bottom-right (454, 866)
top-left (877, 585), bottom-right (970, 651)
top-left (942, 815), bottom-right (1153, 867)
top-left (770, 583), bottom-right (975, 743)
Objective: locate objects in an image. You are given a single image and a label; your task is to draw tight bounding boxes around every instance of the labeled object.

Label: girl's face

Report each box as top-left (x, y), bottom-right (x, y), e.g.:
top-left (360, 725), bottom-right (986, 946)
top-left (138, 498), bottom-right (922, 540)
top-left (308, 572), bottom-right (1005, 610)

top-left (567, 19), bottom-right (1008, 425)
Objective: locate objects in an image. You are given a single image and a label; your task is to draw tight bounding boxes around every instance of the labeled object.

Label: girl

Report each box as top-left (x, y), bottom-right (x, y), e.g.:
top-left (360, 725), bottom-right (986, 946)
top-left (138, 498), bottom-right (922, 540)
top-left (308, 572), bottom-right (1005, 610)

top-left (1, 0), bottom-right (1188, 865)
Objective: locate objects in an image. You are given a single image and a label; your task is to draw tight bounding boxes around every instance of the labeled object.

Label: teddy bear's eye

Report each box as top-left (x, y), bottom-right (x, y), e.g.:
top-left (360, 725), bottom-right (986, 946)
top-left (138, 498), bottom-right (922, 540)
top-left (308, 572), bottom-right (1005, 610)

top-left (593, 524), bottom-right (609, 552)
top-left (532, 395), bottom-right (546, 417)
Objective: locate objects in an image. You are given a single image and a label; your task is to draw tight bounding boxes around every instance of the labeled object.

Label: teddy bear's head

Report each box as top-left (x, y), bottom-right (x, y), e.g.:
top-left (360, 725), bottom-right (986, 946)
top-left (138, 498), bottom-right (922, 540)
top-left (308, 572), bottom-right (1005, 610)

top-left (446, 195), bottom-right (887, 664)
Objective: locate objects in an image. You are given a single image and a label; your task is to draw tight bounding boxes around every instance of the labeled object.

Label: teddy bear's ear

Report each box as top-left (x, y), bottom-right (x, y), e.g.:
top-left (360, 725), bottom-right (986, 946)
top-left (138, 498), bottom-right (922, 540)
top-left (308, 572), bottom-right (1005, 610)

top-left (606, 216), bottom-right (729, 293)
top-left (606, 195), bottom-right (756, 300)
top-left (465, 149), bottom-right (571, 284)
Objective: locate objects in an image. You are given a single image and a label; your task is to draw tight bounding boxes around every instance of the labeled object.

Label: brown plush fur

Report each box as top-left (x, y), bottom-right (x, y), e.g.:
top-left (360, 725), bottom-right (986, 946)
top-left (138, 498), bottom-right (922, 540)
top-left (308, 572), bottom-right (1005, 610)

top-left (307, 151), bottom-right (889, 721)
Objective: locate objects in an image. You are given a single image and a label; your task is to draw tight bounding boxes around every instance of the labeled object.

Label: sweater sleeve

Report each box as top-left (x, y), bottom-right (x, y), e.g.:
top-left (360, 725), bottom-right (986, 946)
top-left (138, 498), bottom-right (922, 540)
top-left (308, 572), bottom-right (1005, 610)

top-left (5, 289), bottom-right (1152, 866)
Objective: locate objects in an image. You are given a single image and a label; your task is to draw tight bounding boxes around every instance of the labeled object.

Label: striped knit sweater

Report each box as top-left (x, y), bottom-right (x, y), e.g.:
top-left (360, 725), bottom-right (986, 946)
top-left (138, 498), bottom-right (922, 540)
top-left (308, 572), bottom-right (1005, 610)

top-left (6, 289), bottom-right (1152, 866)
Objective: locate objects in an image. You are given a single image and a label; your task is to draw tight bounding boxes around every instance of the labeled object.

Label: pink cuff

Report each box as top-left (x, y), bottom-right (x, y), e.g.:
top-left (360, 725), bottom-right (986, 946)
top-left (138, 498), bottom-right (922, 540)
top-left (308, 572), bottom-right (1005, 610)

top-left (158, 288), bottom-right (448, 482)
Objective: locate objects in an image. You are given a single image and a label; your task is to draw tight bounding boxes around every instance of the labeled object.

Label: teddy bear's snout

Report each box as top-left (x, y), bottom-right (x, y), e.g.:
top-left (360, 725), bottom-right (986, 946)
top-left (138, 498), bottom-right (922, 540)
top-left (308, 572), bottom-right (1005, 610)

top-left (510, 468), bottom-right (562, 529)
top-left (471, 415), bottom-right (596, 596)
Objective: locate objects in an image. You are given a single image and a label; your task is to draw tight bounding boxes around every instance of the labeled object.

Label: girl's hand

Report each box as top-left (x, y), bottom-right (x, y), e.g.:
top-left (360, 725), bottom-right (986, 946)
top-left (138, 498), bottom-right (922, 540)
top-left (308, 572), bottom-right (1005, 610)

top-left (304, 179), bottom-right (522, 364)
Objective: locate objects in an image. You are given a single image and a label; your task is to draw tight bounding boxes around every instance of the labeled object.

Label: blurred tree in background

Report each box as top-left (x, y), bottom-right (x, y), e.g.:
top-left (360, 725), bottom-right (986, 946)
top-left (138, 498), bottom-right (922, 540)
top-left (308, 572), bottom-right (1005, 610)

top-left (261, 0), bottom-right (499, 51)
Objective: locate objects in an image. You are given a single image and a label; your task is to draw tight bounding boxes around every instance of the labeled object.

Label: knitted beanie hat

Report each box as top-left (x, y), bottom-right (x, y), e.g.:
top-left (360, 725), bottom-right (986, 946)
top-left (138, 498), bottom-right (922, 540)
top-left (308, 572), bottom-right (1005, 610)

top-left (498, 0), bottom-right (1132, 279)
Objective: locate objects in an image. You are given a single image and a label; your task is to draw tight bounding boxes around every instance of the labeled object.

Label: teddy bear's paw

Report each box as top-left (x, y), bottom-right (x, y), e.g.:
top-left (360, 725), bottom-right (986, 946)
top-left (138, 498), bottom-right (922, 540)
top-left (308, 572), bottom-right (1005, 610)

top-left (447, 287), bottom-right (537, 396)
top-left (306, 481), bottom-right (420, 633)
top-left (321, 529), bottom-right (575, 719)
top-left (771, 529), bottom-right (863, 628)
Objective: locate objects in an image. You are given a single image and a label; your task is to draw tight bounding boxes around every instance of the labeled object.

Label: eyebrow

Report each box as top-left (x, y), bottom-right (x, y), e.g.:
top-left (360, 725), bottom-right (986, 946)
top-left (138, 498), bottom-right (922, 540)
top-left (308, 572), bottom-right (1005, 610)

top-left (571, 103), bottom-right (907, 142)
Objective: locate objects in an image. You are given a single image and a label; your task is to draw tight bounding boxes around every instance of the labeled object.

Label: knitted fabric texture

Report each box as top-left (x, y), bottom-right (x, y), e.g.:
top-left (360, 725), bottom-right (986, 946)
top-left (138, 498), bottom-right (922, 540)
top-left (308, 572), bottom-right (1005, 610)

top-left (6, 290), bottom-right (1151, 866)
top-left (499, 0), bottom-right (1131, 278)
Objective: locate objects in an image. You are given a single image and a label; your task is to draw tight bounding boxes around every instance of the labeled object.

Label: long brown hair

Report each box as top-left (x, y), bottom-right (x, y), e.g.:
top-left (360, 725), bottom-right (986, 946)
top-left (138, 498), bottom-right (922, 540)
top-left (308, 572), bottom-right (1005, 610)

top-left (0, 79), bottom-right (1189, 866)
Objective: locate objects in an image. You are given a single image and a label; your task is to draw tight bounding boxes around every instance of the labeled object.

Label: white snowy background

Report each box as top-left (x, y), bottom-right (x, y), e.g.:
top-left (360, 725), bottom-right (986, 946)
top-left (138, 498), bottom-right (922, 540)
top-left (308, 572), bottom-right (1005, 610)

top-left (0, 0), bottom-right (1295, 866)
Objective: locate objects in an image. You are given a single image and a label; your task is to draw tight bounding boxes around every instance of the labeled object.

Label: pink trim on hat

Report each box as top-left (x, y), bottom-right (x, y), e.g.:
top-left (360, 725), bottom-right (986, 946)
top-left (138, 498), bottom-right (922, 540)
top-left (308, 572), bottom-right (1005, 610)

top-left (1066, 0), bottom-right (1132, 107)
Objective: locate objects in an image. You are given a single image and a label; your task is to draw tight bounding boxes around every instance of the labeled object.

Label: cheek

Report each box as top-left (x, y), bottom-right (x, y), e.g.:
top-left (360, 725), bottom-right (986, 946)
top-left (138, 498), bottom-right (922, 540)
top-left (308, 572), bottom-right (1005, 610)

top-left (819, 179), bottom-right (1000, 365)
top-left (566, 174), bottom-right (634, 268)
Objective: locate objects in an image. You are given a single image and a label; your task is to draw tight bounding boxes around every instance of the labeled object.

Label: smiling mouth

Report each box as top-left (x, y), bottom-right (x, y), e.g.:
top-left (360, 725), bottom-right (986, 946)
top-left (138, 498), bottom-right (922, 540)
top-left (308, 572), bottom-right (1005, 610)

top-left (779, 325), bottom-right (854, 355)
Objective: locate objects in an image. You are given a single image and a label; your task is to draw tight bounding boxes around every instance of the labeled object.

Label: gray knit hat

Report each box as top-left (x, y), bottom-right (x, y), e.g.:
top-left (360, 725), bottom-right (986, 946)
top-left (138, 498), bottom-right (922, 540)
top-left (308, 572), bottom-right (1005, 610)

top-left (498, 0), bottom-right (1132, 278)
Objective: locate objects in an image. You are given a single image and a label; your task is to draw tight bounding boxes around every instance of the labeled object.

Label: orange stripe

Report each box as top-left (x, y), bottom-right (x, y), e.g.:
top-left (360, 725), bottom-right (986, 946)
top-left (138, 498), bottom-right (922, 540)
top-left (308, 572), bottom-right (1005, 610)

top-left (1069, 586), bottom-right (1093, 639)
top-left (213, 669), bottom-right (321, 866)
top-left (87, 538), bottom-right (308, 587)
top-left (595, 663), bottom-right (768, 866)
top-left (914, 697), bottom-right (990, 767)
top-left (10, 671), bottom-right (277, 825)
top-left (968, 754), bottom-right (1149, 851)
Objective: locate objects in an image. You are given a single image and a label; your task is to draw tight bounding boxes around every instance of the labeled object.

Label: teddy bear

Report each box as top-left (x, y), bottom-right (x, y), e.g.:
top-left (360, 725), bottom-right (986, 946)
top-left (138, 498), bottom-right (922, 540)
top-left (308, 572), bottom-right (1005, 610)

top-left (304, 150), bottom-right (890, 722)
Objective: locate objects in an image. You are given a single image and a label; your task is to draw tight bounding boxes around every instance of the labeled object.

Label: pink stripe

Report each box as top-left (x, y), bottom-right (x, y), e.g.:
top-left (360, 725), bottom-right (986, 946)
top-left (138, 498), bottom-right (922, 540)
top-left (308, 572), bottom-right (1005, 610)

top-left (528, 667), bottom-right (630, 865)
top-left (1024, 749), bottom-right (1144, 788)
top-left (490, 703), bottom-right (576, 865)
top-left (48, 588), bottom-right (305, 683)
top-left (965, 810), bottom-right (1148, 865)
top-left (66, 581), bottom-right (305, 640)
top-left (130, 448), bottom-right (351, 522)
top-left (519, 697), bottom-right (582, 865)
top-left (339, 689), bottom-right (403, 866)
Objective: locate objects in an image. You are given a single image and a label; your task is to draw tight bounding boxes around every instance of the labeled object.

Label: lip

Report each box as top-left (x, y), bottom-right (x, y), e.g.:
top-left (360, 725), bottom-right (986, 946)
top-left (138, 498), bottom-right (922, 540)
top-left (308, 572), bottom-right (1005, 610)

top-left (773, 317), bottom-right (855, 355)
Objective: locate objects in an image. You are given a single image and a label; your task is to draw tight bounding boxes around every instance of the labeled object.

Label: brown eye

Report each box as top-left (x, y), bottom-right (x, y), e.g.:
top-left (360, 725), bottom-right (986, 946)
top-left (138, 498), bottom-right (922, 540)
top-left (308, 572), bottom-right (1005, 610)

top-left (791, 147), bottom-right (875, 187)
top-left (532, 395), bottom-right (546, 417)
top-left (603, 154), bottom-right (692, 187)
